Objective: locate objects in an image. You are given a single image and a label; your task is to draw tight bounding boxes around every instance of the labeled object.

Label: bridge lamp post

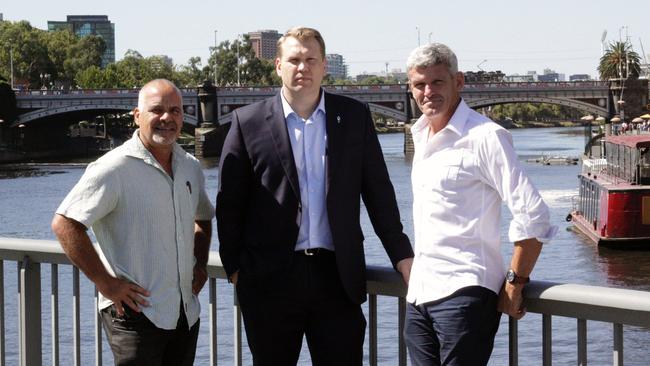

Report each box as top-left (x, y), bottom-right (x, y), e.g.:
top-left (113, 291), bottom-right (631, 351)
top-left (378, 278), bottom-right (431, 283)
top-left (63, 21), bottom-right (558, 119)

top-left (7, 42), bottom-right (14, 90)
top-left (39, 73), bottom-right (50, 90)
top-left (213, 30), bottom-right (218, 86)
top-left (236, 34), bottom-right (241, 87)
top-left (617, 100), bottom-right (626, 123)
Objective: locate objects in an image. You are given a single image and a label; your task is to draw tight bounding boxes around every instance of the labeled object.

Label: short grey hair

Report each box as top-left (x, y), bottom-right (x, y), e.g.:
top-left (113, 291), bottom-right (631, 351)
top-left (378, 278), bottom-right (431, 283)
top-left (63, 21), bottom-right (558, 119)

top-left (406, 43), bottom-right (458, 74)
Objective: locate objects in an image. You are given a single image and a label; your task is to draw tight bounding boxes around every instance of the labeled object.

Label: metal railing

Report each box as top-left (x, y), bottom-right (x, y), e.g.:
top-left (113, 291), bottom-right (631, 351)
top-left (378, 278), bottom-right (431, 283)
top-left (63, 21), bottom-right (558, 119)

top-left (0, 237), bottom-right (649, 366)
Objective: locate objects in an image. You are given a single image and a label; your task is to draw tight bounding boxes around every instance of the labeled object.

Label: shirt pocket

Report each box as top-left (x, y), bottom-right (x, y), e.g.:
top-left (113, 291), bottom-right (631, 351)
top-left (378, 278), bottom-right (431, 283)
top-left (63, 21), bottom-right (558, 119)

top-left (415, 150), bottom-right (463, 194)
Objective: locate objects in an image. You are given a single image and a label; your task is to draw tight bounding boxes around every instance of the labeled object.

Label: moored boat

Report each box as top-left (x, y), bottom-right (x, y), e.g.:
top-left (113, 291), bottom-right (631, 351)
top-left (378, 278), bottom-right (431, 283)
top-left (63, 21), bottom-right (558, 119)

top-left (569, 134), bottom-right (650, 247)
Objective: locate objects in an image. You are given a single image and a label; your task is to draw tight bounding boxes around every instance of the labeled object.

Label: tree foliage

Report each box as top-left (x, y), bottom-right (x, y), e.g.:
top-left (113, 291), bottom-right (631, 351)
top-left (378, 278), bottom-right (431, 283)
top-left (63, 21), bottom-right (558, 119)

top-left (598, 41), bottom-right (642, 81)
top-left (490, 103), bottom-right (582, 122)
top-left (0, 20), bottom-right (105, 88)
top-left (207, 36), bottom-right (279, 86)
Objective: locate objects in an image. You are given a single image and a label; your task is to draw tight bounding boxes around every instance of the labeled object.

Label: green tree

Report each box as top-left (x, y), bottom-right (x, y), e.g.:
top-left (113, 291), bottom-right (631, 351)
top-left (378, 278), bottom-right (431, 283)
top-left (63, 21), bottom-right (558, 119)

top-left (63, 35), bottom-right (106, 82)
top-left (0, 21), bottom-right (51, 88)
top-left (173, 56), bottom-right (209, 87)
top-left (45, 29), bottom-right (78, 82)
top-left (598, 41), bottom-right (642, 81)
top-left (208, 36), bottom-right (278, 86)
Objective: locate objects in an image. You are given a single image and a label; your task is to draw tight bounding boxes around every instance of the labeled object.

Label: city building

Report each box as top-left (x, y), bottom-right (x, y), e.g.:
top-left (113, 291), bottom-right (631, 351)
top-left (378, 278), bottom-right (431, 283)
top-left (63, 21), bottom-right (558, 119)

top-left (569, 74), bottom-right (592, 81)
top-left (0, 13), bottom-right (4, 22)
top-left (538, 68), bottom-right (565, 82)
top-left (387, 69), bottom-right (408, 83)
top-left (641, 57), bottom-right (649, 79)
top-left (326, 53), bottom-right (347, 80)
top-left (48, 15), bottom-right (115, 68)
top-left (247, 30), bottom-right (281, 60)
top-left (504, 71), bottom-right (539, 83)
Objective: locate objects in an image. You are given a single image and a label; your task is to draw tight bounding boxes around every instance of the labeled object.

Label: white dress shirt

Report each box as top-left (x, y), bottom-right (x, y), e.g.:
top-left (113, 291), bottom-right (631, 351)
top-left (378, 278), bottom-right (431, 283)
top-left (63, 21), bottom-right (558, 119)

top-left (407, 99), bottom-right (557, 305)
top-left (56, 131), bottom-right (215, 329)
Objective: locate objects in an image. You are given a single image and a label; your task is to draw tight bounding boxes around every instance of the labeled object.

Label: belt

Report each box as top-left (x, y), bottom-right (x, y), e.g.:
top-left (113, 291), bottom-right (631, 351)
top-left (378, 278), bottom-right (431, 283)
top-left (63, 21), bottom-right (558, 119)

top-left (296, 248), bottom-right (333, 256)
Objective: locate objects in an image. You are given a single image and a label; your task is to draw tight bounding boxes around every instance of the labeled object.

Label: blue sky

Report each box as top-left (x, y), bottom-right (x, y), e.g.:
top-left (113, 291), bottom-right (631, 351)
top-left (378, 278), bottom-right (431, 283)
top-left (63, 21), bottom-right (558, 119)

top-left (3, 0), bottom-right (649, 77)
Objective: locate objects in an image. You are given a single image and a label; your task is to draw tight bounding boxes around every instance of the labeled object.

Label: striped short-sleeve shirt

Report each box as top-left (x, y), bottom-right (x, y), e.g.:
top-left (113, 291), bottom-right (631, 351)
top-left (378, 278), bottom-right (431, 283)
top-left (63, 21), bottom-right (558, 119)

top-left (56, 131), bottom-right (214, 329)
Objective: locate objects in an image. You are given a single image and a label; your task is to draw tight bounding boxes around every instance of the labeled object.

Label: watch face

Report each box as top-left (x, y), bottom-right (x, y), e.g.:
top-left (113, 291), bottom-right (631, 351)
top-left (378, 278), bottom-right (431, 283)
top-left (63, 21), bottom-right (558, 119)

top-left (506, 270), bottom-right (515, 282)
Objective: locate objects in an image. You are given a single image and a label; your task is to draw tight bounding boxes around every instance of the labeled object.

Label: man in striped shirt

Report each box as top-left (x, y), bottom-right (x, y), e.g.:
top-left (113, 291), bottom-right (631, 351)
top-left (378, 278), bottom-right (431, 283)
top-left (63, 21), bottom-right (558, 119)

top-left (52, 79), bottom-right (214, 365)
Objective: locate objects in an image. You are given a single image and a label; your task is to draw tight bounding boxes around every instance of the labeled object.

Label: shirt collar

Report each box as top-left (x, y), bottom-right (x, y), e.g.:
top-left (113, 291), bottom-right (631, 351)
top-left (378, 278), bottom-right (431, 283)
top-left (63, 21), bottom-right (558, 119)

top-left (123, 129), bottom-right (183, 168)
top-left (410, 98), bottom-right (470, 137)
top-left (280, 89), bottom-right (326, 120)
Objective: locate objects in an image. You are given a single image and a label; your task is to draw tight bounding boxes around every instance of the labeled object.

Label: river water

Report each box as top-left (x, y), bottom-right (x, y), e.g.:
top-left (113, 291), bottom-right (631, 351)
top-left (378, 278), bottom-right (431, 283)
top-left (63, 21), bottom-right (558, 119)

top-left (1, 127), bottom-right (649, 365)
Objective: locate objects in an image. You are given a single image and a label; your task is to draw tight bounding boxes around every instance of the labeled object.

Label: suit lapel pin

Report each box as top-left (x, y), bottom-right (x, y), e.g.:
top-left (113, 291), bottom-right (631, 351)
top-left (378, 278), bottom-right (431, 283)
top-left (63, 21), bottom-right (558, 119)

top-left (336, 116), bottom-right (341, 124)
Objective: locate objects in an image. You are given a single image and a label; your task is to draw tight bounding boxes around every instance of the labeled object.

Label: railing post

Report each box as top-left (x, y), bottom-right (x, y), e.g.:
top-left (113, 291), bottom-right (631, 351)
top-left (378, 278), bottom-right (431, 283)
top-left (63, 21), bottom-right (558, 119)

top-left (398, 297), bottom-right (406, 366)
top-left (234, 287), bottom-right (242, 366)
top-left (73, 267), bottom-right (80, 366)
top-left (542, 314), bottom-right (552, 366)
top-left (209, 278), bottom-right (217, 366)
top-left (368, 294), bottom-right (377, 366)
top-left (51, 264), bottom-right (59, 366)
top-left (577, 318), bottom-right (587, 366)
top-left (19, 256), bottom-right (41, 366)
top-left (509, 317), bottom-right (518, 366)
top-left (94, 287), bottom-right (102, 366)
top-left (0, 260), bottom-right (4, 366)
top-left (613, 323), bottom-right (623, 366)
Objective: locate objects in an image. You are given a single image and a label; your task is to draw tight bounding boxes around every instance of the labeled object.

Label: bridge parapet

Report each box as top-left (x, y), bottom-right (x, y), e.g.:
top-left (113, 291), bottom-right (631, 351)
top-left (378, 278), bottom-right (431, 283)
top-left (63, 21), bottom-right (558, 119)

top-left (14, 81), bottom-right (621, 128)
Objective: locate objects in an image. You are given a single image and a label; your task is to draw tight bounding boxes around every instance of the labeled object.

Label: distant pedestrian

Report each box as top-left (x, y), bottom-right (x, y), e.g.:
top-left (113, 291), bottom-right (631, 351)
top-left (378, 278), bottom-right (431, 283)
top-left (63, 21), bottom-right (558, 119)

top-left (52, 79), bottom-right (214, 365)
top-left (403, 43), bottom-right (557, 366)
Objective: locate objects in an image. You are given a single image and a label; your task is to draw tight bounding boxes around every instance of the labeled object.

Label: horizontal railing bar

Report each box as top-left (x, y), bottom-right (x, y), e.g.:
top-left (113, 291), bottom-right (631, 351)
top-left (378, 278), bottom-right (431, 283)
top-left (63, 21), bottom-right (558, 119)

top-left (525, 281), bottom-right (650, 328)
top-left (2, 238), bottom-right (650, 330)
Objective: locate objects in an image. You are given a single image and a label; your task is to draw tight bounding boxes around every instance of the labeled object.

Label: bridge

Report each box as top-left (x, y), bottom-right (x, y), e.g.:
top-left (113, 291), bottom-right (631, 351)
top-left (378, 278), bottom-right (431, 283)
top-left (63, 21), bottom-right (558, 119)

top-left (12, 81), bottom-right (612, 128)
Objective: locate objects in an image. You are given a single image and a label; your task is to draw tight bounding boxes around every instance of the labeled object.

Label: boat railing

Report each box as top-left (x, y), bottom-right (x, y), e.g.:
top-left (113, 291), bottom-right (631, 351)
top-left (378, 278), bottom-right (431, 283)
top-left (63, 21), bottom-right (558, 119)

top-left (1, 237), bottom-right (649, 366)
top-left (581, 158), bottom-right (607, 177)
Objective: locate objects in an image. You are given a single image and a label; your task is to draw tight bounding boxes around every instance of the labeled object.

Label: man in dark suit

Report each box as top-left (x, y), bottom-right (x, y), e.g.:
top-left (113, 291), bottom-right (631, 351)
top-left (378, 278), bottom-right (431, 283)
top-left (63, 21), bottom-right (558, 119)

top-left (216, 26), bottom-right (413, 365)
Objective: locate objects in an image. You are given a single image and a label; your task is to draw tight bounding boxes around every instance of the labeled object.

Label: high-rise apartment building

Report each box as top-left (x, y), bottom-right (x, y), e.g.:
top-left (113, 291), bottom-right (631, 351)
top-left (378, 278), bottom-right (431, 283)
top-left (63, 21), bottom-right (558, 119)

top-left (247, 30), bottom-right (281, 60)
top-left (48, 15), bottom-right (115, 68)
top-left (326, 54), bottom-right (347, 80)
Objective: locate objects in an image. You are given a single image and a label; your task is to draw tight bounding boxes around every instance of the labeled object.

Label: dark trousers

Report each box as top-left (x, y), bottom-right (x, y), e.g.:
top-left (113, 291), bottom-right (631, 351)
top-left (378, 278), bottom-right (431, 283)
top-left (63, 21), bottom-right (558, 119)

top-left (236, 250), bottom-right (366, 366)
top-left (404, 286), bottom-right (501, 366)
top-left (100, 304), bottom-right (200, 366)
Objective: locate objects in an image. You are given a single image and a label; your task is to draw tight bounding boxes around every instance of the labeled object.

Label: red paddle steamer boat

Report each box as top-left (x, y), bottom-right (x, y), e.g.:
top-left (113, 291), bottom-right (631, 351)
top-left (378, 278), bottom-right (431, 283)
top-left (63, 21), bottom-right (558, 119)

top-left (570, 134), bottom-right (650, 247)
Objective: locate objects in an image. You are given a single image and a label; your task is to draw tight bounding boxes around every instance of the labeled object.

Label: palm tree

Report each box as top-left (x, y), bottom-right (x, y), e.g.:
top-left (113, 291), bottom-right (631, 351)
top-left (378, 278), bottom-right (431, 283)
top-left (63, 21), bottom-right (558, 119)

top-left (598, 41), bottom-right (642, 80)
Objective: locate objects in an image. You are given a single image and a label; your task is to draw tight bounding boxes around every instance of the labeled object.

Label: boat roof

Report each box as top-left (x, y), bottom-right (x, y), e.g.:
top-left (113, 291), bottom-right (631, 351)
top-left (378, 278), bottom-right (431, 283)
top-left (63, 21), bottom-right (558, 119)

top-left (605, 135), bottom-right (650, 148)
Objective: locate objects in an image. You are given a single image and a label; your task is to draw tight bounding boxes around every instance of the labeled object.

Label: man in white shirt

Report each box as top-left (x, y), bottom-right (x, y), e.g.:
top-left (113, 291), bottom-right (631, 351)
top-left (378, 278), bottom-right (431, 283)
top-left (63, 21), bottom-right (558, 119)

top-left (404, 43), bottom-right (557, 365)
top-left (51, 79), bottom-right (214, 365)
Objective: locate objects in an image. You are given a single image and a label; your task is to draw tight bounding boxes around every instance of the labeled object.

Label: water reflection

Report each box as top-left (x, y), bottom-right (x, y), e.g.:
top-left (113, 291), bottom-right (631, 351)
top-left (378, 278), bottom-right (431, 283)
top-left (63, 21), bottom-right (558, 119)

top-left (597, 246), bottom-right (650, 291)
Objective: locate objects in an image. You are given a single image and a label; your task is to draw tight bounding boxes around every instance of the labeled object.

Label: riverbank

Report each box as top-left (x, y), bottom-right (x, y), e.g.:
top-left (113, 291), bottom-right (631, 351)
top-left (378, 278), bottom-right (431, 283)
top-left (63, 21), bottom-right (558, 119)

top-left (512, 120), bottom-right (582, 128)
top-left (376, 120), bottom-right (582, 134)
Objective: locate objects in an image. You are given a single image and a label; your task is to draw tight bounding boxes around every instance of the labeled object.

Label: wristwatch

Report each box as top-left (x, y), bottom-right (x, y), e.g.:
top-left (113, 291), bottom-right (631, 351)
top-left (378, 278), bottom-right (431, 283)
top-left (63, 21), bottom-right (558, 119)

top-left (506, 269), bottom-right (530, 284)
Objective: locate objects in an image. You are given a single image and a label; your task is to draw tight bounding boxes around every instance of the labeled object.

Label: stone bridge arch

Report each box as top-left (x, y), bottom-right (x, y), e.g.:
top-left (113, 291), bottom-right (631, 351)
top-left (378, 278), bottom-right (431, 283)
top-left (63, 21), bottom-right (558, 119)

top-left (465, 96), bottom-right (608, 117)
top-left (368, 103), bottom-right (407, 120)
top-left (12, 104), bottom-right (199, 127)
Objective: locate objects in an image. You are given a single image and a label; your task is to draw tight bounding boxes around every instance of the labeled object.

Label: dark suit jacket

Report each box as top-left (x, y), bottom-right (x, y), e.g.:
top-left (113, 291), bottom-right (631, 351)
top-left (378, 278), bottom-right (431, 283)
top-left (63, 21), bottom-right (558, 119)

top-left (216, 91), bottom-right (413, 304)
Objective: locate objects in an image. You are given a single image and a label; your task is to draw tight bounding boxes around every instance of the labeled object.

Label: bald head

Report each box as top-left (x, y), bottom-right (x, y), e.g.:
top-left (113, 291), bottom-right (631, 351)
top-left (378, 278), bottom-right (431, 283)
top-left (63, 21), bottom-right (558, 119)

top-left (137, 79), bottom-right (182, 112)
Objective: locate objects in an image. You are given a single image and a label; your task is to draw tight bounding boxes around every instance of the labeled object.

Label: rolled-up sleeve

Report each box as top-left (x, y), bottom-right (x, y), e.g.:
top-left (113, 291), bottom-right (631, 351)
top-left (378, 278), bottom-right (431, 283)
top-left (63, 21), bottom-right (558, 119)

top-left (478, 128), bottom-right (558, 243)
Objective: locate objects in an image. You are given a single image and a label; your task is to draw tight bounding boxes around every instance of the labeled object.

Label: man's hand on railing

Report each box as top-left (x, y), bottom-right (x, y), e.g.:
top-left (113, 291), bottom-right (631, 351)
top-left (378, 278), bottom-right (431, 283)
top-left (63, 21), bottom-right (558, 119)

top-left (497, 282), bottom-right (526, 320)
top-left (229, 270), bottom-right (239, 286)
top-left (396, 258), bottom-right (413, 285)
top-left (192, 264), bottom-right (208, 294)
top-left (98, 277), bottom-right (150, 317)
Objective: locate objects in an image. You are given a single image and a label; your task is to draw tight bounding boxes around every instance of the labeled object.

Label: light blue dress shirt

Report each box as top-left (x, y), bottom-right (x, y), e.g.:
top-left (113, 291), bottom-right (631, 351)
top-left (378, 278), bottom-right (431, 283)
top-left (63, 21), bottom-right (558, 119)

top-left (281, 90), bottom-right (334, 251)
